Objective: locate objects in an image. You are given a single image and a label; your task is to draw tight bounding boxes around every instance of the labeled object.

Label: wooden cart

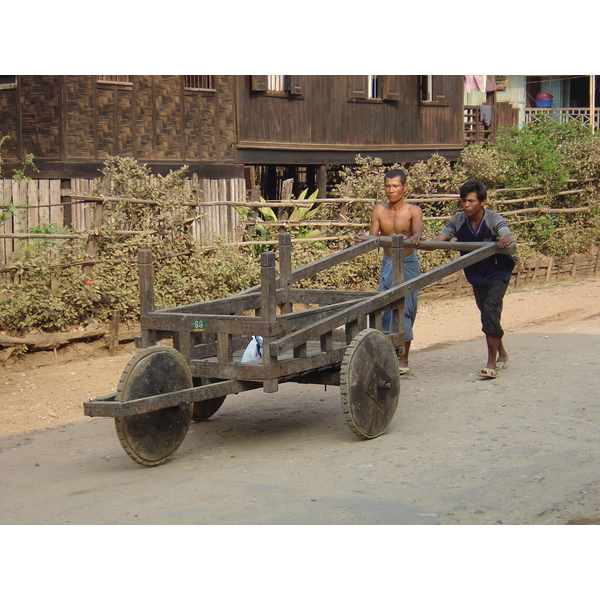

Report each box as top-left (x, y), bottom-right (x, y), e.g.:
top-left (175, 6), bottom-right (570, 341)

top-left (84, 232), bottom-right (515, 466)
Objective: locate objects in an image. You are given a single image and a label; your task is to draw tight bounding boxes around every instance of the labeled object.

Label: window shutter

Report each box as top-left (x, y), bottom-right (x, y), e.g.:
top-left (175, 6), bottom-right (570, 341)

top-left (435, 76), bottom-right (447, 101)
top-left (289, 75), bottom-right (303, 95)
top-left (349, 75), bottom-right (368, 99)
top-left (382, 75), bottom-right (401, 100)
top-left (251, 75), bottom-right (268, 92)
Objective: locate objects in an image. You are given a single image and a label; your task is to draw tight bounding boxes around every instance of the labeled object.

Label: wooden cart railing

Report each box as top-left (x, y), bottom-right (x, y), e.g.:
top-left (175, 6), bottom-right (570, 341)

top-left (86, 233), bottom-right (514, 416)
top-left (83, 232), bottom-right (515, 466)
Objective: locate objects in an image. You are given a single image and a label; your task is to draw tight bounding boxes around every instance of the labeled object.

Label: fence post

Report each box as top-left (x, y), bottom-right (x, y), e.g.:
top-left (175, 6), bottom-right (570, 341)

top-left (83, 174), bottom-right (110, 279)
top-left (108, 309), bottom-right (120, 356)
top-left (278, 178), bottom-right (294, 226)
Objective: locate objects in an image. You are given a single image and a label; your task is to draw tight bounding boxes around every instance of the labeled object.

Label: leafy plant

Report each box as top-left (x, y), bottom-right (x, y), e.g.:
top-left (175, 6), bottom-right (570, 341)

top-left (0, 135), bottom-right (39, 224)
top-left (237, 188), bottom-right (324, 255)
top-left (2, 118), bottom-right (600, 339)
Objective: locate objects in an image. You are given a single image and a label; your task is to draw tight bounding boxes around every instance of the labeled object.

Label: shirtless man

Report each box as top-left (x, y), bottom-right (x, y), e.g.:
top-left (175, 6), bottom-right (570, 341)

top-left (360, 169), bottom-right (423, 373)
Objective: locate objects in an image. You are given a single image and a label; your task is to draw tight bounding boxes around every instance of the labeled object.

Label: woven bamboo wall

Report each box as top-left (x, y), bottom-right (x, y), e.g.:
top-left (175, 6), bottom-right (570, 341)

top-left (19, 76), bottom-right (62, 160)
top-left (65, 77), bottom-right (95, 158)
top-left (1, 76), bottom-right (238, 171)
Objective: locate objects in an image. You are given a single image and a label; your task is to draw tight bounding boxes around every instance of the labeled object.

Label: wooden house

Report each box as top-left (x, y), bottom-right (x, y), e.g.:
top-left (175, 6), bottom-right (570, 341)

top-left (238, 75), bottom-right (464, 197)
top-left (464, 75), bottom-right (599, 144)
top-left (0, 75), bottom-right (465, 200)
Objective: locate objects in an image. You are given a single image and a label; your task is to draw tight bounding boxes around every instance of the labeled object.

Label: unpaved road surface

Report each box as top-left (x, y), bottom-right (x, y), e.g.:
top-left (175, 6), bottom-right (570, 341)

top-left (1, 277), bottom-right (600, 526)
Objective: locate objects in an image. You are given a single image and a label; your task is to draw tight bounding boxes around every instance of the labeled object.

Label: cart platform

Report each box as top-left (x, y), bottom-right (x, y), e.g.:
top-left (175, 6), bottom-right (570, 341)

top-left (84, 232), bottom-right (515, 466)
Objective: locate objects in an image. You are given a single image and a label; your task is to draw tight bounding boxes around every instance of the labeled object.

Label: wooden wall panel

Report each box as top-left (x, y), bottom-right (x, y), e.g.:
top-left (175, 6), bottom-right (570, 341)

top-left (0, 87), bottom-right (20, 160)
top-left (200, 99), bottom-right (217, 160)
top-left (154, 76), bottom-right (182, 160)
top-left (183, 94), bottom-right (202, 159)
top-left (117, 88), bottom-right (134, 156)
top-left (237, 75), bottom-right (465, 149)
top-left (216, 77), bottom-right (236, 161)
top-left (96, 86), bottom-right (116, 158)
top-left (19, 75), bottom-right (61, 159)
top-left (96, 80), bottom-right (136, 159)
top-left (135, 76), bottom-right (155, 159)
top-left (65, 76), bottom-right (95, 158)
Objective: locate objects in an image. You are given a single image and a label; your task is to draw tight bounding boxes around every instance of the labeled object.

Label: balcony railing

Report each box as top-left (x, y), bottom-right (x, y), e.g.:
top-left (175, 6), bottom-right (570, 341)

top-left (524, 107), bottom-right (600, 129)
top-left (464, 105), bottom-right (492, 145)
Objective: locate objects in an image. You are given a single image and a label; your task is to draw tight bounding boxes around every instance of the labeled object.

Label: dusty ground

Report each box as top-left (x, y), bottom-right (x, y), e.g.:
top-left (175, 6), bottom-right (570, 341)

top-left (1, 276), bottom-right (600, 527)
top-left (2, 277), bottom-right (599, 440)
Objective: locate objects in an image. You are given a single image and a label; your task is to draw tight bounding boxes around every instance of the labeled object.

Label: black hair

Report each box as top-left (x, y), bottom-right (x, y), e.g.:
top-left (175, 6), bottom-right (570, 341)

top-left (459, 179), bottom-right (487, 201)
top-left (384, 168), bottom-right (407, 184)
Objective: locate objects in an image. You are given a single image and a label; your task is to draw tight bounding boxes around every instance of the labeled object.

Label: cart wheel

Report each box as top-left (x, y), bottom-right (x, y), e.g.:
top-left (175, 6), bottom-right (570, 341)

top-left (340, 328), bottom-right (400, 439)
top-left (192, 396), bottom-right (226, 422)
top-left (114, 346), bottom-right (193, 467)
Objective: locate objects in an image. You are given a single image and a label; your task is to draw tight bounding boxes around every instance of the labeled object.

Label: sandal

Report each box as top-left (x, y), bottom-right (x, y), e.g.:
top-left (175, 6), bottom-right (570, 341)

top-left (477, 368), bottom-right (498, 379)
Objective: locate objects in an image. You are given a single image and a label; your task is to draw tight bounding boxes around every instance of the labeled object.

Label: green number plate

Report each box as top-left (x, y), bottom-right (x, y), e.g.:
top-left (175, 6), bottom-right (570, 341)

top-left (191, 319), bottom-right (207, 331)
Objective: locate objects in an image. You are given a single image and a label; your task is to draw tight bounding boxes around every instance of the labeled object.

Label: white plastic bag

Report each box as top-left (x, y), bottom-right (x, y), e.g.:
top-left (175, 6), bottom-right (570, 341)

top-left (241, 336), bottom-right (263, 363)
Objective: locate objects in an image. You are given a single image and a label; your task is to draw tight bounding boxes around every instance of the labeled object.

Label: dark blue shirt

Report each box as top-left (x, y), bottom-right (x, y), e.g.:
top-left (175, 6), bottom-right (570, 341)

top-left (440, 209), bottom-right (515, 286)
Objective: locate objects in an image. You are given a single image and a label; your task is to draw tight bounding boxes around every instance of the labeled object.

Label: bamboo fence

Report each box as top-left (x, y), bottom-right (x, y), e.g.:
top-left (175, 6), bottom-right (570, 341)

top-left (0, 177), bottom-right (599, 294)
top-left (0, 174), bottom-right (245, 266)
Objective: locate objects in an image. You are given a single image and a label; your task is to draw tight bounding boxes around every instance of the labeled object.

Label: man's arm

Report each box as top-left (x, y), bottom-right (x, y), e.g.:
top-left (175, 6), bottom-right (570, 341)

top-left (408, 204), bottom-right (424, 244)
top-left (489, 212), bottom-right (513, 248)
top-left (354, 205), bottom-right (382, 244)
top-left (368, 205), bottom-right (383, 236)
top-left (497, 233), bottom-right (514, 248)
top-left (433, 212), bottom-right (459, 242)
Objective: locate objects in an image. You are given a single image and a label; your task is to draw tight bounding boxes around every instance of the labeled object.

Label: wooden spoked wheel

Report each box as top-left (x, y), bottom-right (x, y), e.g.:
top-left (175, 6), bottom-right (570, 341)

top-left (114, 346), bottom-right (193, 467)
top-left (340, 328), bottom-right (401, 439)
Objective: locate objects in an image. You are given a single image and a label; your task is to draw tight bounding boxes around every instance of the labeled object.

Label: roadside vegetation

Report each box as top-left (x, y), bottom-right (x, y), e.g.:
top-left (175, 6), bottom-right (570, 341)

top-left (1, 116), bottom-right (599, 335)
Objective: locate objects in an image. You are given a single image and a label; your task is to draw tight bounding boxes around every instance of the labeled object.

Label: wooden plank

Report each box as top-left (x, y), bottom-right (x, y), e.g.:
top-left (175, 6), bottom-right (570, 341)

top-left (276, 297), bottom-right (365, 329)
top-left (12, 180), bottom-right (27, 235)
top-left (84, 379), bottom-right (261, 418)
top-left (271, 244), bottom-right (503, 355)
top-left (260, 250), bottom-right (279, 391)
top-left (288, 288), bottom-right (377, 303)
top-left (158, 291), bottom-right (262, 315)
top-left (38, 179), bottom-right (50, 226)
top-left (373, 236), bottom-right (509, 254)
top-left (0, 180), bottom-right (13, 263)
top-left (27, 179), bottom-right (39, 230)
top-left (278, 232), bottom-right (292, 314)
top-left (49, 179), bottom-right (62, 225)
top-left (141, 312), bottom-right (285, 337)
top-left (235, 236), bottom-right (380, 296)
top-left (190, 347), bottom-right (347, 382)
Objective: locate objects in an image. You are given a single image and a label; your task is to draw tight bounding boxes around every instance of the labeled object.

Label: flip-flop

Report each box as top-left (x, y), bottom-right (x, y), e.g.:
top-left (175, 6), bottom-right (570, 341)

top-left (478, 368), bottom-right (498, 379)
top-left (398, 366), bottom-right (410, 375)
top-left (496, 361), bottom-right (508, 370)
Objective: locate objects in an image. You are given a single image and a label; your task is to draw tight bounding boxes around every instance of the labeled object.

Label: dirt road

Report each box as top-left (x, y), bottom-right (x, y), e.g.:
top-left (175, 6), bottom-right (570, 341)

top-left (1, 277), bottom-right (600, 525)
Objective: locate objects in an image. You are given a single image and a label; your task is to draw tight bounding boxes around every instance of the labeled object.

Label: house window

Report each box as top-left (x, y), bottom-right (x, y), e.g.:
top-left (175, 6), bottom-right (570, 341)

top-left (367, 75), bottom-right (379, 99)
top-left (251, 75), bottom-right (303, 96)
top-left (419, 75), bottom-right (446, 104)
top-left (350, 75), bottom-right (391, 101)
top-left (267, 75), bottom-right (290, 92)
top-left (0, 75), bottom-right (17, 89)
top-left (97, 75), bottom-right (132, 85)
top-left (184, 75), bottom-right (215, 90)
top-left (419, 75), bottom-right (433, 102)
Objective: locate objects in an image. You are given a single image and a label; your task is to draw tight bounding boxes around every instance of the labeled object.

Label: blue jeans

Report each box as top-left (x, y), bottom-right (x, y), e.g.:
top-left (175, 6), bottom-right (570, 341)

top-left (378, 251), bottom-right (419, 341)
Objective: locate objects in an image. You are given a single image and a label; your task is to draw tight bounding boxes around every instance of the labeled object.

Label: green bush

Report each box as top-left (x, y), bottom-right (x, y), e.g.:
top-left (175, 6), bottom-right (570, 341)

top-left (2, 117), bottom-right (600, 336)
